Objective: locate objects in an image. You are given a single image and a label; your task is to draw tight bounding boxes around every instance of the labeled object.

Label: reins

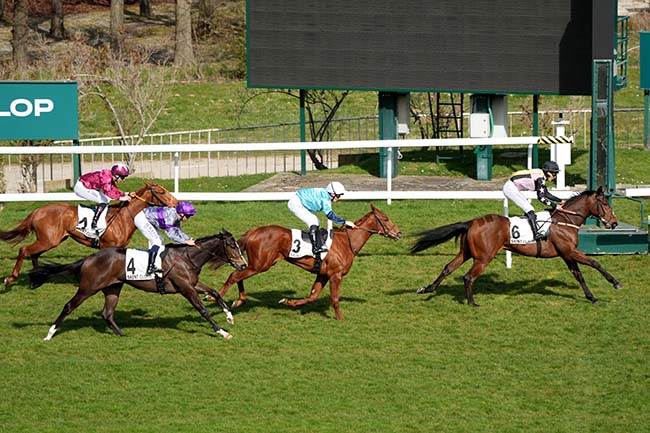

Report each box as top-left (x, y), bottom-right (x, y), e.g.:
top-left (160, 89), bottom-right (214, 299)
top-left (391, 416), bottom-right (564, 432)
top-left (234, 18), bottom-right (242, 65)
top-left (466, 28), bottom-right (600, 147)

top-left (343, 210), bottom-right (391, 255)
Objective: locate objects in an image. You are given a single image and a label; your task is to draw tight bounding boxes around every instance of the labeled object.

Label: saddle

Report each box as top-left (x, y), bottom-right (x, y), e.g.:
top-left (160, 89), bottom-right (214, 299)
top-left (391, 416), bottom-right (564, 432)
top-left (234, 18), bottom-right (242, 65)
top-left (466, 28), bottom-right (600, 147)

top-left (289, 228), bottom-right (334, 259)
top-left (508, 211), bottom-right (552, 244)
top-left (76, 204), bottom-right (108, 241)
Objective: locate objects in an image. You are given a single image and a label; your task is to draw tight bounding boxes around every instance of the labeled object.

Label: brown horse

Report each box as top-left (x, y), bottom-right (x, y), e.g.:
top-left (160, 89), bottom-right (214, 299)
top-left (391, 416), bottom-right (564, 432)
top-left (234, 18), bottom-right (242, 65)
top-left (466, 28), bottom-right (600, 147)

top-left (411, 187), bottom-right (622, 306)
top-left (0, 181), bottom-right (178, 286)
top-left (28, 230), bottom-right (247, 340)
top-left (215, 204), bottom-right (402, 320)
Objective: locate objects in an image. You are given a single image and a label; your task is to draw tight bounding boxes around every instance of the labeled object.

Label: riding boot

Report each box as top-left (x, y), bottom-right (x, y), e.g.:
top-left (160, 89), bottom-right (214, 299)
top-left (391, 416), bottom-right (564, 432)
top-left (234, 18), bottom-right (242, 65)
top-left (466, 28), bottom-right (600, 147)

top-left (526, 210), bottom-right (543, 240)
top-left (155, 275), bottom-right (166, 295)
top-left (147, 245), bottom-right (161, 275)
top-left (91, 203), bottom-right (107, 230)
top-left (309, 225), bottom-right (323, 256)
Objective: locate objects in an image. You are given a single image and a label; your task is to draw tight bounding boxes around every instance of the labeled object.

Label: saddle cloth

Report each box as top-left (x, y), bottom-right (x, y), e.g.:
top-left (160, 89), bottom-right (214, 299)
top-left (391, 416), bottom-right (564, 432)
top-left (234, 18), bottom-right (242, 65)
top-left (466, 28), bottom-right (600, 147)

top-left (508, 211), bottom-right (552, 244)
top-left (75, 204), bottom-right (108, 239)
top-left (125, 248), bottom-right (163, 281)
top-left (289, 228), bottom-right (335, 259)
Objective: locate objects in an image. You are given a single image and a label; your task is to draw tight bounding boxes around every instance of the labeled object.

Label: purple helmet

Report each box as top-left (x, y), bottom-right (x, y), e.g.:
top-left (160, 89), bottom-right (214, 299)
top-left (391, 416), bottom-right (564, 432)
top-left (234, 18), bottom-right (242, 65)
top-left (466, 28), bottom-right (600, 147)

top-left (176, 201), bottom-right (196, 216)
top-left (111, 163), bottom-right (130, 177)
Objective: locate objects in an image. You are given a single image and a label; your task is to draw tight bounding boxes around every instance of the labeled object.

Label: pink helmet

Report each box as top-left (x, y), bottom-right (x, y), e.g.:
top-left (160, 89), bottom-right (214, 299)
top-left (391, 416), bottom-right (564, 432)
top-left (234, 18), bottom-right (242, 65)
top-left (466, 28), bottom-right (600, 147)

top-left (111, 163), bottom-right (130, 177)
top-left (176, 201), bottom-right (196, 216)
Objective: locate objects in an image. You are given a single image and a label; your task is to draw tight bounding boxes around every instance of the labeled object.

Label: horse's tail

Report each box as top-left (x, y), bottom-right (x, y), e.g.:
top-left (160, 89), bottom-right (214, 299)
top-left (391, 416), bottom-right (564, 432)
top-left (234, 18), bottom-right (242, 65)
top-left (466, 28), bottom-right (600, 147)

top-left (29, 259), bottom-right (85, 289)
top-left (410, 221), bottom-right (472, 253)
top-left (0, 211), bottom-right (35, 246)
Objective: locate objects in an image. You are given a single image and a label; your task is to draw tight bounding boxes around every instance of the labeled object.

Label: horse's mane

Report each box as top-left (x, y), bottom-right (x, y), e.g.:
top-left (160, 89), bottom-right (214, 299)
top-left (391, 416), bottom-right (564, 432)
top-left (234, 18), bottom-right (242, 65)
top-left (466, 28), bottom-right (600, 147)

top-left (564, 189), bottom-right (596, 206)
top-left (165, 233), bottom-right (228, 250)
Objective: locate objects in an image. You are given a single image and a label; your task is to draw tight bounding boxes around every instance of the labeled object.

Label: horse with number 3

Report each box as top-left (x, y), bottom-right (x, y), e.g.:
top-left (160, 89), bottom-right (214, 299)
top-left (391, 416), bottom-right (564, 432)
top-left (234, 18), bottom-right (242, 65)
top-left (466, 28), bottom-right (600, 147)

top-left (411, 187), bottom-right (622, 306)
top-left (215, 204), bottom-right (402, 320)
top-left (0, 181), bottom-right (178, 287)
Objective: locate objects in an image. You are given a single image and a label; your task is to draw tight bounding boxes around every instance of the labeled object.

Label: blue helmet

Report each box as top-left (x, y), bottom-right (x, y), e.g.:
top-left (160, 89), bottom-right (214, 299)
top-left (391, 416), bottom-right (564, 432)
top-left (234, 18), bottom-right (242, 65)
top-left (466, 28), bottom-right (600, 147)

top-left (542, 161), bottom-right (560, 173)
top-left (176, 201), bottom-right (196, 216)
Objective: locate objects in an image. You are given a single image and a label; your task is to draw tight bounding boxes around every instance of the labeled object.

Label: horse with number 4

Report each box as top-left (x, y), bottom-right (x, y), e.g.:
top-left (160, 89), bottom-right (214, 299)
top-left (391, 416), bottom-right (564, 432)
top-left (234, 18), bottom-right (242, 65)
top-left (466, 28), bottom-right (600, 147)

top-left (0, 181), bottom-right (178, 287)
top-left (213, 204), bottom-right (402, 320)
top-left (29, 230), bottom-right (247, 340)
top-left (411, 187), bottom-right (622, 306)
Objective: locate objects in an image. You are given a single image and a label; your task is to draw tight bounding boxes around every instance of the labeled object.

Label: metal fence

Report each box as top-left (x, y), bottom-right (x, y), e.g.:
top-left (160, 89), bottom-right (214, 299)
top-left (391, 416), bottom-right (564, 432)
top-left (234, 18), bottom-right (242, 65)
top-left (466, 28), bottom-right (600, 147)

top-left (0, 108), bottom-right (644, 194)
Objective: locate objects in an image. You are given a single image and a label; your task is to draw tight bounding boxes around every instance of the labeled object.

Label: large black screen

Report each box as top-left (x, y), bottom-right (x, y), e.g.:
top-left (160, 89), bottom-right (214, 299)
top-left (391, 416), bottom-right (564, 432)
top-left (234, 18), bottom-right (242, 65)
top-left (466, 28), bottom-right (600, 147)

top-left (247, 0), bottom-right (615, 95)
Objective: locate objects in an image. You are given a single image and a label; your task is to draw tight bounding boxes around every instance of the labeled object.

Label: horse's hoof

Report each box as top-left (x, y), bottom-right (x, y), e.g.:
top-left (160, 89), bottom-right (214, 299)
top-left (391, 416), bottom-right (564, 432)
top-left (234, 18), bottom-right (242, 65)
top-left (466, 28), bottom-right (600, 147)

top-left (226, 312), bottom-right (234, 325)
top-left (416, 287), bottom-right (429, 294)
top-left (614, 283), bottom-right (623, 290)
top-left (278, 298), bottom-right (288, 304)
top-left (231, 299), bottom-right (245, 309)
top-left (218, 329), bottom-right (232, 340)
top-left (203, 294), bottom-right (216, 302)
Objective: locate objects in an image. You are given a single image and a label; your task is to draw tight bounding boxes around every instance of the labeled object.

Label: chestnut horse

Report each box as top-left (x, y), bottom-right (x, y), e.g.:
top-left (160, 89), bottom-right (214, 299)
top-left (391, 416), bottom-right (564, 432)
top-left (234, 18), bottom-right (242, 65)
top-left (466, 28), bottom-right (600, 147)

top-left (0, 181), bottom-right (177, 286)
top-left (411, 187), bottom-right (622, 306)
top-left (28, 230), bottom-right (247, 340)
top-left (215, 204), bottom-right (402, 320)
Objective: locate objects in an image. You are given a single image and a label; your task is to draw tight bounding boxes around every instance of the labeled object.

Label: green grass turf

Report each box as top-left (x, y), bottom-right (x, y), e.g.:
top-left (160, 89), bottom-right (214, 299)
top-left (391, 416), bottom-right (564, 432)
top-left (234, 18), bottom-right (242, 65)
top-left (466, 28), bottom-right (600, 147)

top-left (0, 186), bottom-right (648, 433)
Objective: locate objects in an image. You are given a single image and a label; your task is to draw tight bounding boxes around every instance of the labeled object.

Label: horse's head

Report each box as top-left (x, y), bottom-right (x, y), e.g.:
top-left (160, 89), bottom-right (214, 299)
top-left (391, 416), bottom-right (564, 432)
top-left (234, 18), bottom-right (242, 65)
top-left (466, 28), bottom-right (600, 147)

top-left (368, 204), bottom-right (402, 240)
top-left (591, 187), bottom-right (618, 229)
top-left (134, 182), bottom-right (179, 208)
top-left (220, 229), bottom-right (247, 271)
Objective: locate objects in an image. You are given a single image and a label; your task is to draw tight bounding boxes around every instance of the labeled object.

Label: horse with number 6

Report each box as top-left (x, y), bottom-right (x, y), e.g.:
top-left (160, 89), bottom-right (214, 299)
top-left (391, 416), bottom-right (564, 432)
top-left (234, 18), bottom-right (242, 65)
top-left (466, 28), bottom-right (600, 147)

top-left (28, 230), bottom-right (247, 340)
top-left (411, 187), bottom-right (622, 306)
top-left (214, 204), bottom-right (402, 320)
top-left (0, 181), bottom-right (178, 287)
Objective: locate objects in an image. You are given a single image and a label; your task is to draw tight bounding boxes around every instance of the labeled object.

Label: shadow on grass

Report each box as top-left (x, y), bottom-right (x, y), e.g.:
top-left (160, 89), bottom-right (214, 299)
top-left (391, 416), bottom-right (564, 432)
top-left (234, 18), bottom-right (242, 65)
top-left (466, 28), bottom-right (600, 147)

top-left (389, 273), bottom-right (587, 304)
top-left (223, 287), bottom-right (367, 319)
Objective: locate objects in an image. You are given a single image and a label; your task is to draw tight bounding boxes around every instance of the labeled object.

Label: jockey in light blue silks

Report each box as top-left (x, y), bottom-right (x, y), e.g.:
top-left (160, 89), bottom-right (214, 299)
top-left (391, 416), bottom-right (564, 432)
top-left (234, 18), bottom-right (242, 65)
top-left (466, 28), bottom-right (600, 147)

top-left (288, 181), bottom-right (357, 256)
top-left (502, 160), bottom-right (565, 240)
top-left (134, 201), bottom-right (198, 276)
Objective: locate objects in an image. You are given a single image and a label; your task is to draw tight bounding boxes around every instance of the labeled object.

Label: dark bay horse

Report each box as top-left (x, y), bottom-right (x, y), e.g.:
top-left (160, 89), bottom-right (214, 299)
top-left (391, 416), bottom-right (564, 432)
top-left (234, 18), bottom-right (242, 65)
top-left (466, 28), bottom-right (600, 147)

top-left (411, 187), bottom-right (622, 306)
top-left (29, 230), bottom-right (247, 340)
top-left (0, 181), bottom-right (178, 286)
top-left (214, 204), bottom-right (401, 320)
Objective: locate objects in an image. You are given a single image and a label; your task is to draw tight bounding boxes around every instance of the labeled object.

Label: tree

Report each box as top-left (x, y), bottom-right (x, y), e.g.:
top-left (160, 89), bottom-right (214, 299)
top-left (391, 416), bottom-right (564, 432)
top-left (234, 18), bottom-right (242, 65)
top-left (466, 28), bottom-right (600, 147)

top-left (174, 0), bottom-right (194, 65)
top-left (50, 0), bottom-right (65, 39)
top-left (139, 0), bottom-right (152, 19)
top-left (12, 0), bottom-right (29, 69)
top-left (110, 0), bottom-right (124, 51)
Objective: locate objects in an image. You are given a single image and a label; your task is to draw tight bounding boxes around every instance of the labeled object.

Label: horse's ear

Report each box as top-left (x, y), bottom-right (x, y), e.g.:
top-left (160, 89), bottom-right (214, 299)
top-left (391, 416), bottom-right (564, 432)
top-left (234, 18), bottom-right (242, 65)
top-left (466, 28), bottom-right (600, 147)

top-left (596, 186), bottom-right (604, 195)
top-left (370, 203), bottom-right (377, 211)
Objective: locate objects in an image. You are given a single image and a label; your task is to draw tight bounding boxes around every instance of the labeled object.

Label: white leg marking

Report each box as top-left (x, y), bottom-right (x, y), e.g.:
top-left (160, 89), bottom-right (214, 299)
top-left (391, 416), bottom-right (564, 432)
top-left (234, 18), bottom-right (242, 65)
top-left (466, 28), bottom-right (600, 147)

top-left (44, 325), bottom-right (57, 341)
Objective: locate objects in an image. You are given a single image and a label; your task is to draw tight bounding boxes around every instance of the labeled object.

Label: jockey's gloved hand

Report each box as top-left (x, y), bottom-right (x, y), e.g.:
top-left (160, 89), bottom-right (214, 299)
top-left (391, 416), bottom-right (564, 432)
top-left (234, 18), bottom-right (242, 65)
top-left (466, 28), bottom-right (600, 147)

top-left (344, 220), bottom-right (357, 229)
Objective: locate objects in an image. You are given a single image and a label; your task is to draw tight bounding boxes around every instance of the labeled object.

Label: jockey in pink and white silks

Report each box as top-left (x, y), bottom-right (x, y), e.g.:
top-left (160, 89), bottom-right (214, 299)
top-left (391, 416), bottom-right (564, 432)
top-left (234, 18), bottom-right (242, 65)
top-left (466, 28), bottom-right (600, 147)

top-left (288, 181), bottom-right (357, 256)
top-left (73, 163), bottom-right (132, 229)
top-left (502, 160), bottom-right (564, 240)
top-left (134, 201), bottom-right (198, 276)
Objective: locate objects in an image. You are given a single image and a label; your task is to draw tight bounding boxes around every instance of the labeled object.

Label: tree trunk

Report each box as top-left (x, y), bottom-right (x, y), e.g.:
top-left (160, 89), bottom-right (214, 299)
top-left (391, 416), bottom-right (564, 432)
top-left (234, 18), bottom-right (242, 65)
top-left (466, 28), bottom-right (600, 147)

top-left (139, 0), bottom-right (152, 19)
top-left (110, 0), bottom-right (124, 51)
top-left (12, 0), bottom-right (29, 69)
top-left (0, 0), bottom-right (7, 23)
top-left (174, 0), bottom-right (194, 65)
top-left (50, 0), bottom-right (65, 39)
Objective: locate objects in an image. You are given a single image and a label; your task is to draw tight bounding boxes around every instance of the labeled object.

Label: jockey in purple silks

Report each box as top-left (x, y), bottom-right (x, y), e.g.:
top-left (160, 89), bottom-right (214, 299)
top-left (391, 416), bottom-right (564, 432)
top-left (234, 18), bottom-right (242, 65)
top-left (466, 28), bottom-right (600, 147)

top-left (134, 201), bottom-right (198, 278)
top-left (73, 163), bottom-right (132, 229)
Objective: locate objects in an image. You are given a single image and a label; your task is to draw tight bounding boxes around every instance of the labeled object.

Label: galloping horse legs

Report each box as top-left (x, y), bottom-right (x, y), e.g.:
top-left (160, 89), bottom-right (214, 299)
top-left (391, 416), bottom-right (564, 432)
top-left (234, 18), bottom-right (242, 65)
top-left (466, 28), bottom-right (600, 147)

top-left (195, 281), bottom-right (234, 324)
top-left (179, 287), bottom-right (232, 340)
top-left (44, 287), bottom-right (96, 341)
top-left (561, 252), bottom-right (622, 303)
top-left (218, 267), bottom-right (265, 308)
top-left (7, 240), bottom-right (60, 286)
top-left (101, 284), bottom-right (125, 336)
top-left (417, 249), bottom-right (469, 295)
top-left (280, 274), bottom-right (344, 320)
top-left (462, 259), bottom-right (492, 307)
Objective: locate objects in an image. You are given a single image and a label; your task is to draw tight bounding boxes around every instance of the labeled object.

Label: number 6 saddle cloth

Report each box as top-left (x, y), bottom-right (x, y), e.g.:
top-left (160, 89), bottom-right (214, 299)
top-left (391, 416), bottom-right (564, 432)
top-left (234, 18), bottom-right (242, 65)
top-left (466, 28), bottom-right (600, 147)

top-left (508, 211), bottom-right (552, 244)
top-left (289, 228), bottom-right (335, 259)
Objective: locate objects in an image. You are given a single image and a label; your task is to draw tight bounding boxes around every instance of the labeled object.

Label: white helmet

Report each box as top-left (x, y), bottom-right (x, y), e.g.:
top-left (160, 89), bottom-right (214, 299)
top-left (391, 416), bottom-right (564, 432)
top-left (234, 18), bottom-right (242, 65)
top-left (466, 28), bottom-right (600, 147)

top-left (326, 181), bottom-right (347, 196)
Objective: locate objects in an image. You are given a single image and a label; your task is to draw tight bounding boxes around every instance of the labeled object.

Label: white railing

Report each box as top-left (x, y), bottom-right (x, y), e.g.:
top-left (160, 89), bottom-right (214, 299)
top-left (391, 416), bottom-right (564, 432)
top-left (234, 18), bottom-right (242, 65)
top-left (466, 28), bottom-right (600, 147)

top-left (0, 136), bottom-right (572, 201)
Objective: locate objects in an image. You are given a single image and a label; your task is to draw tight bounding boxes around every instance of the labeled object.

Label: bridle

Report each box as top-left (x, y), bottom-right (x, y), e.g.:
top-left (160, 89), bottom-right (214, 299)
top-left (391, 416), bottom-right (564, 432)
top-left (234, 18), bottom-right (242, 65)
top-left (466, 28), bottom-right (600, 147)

top-left (344, 209), bottom-right (395, 254)
top-left (552, 193), bottom-right (613, 229)
top-left (180, 235), bottom-right (243, 271)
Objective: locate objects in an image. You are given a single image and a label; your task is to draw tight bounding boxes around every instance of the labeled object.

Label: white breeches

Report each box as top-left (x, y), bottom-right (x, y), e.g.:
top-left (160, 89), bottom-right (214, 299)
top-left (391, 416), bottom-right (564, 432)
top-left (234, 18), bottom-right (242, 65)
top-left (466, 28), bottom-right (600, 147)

top-left (74, 181), bottom-right (109, 204)
top-left (134, 212), bottom-right (165, 251)
top-left (288, 194), bottom-right (319, 228)
top-left (503, 180), bottom-right (534, 214)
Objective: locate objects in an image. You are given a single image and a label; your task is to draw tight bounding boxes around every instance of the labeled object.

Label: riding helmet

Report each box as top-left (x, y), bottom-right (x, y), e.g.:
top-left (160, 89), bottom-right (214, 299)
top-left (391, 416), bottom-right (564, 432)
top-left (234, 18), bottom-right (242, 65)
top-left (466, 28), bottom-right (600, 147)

top-left (326, 181), bottom-right (347, 196)
top-left (542, 160), bottom-right (560, 173)
top-left (176, 201), bottom-right (197, 216)
top-left (111, 163), bottom-right (130, 177)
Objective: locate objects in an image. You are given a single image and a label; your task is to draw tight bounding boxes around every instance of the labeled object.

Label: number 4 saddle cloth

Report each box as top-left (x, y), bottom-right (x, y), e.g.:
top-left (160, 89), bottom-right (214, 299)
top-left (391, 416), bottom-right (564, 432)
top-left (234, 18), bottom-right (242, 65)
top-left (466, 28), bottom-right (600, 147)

top-left (289, 228), bottom-right (335, 259)
top-left (508, 211), bottom-right (552, 244)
